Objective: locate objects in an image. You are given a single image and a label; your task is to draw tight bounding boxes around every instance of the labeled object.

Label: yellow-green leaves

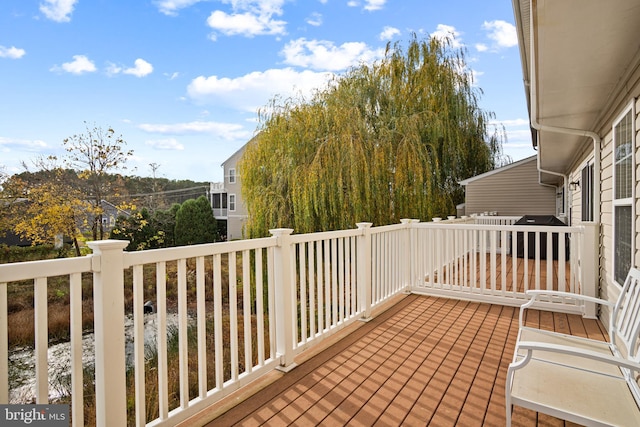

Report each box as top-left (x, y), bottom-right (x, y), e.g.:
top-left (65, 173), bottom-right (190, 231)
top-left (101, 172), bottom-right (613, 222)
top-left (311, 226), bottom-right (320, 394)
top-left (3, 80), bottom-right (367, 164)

top-left (241, 36), bottom-right (506, 238)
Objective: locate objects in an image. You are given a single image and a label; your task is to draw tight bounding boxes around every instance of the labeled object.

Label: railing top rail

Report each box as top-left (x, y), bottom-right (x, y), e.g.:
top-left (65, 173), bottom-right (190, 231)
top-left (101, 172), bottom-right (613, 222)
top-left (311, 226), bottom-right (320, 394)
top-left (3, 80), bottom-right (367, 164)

top-left (123, 236), bottom-right (277, 267)
top-left (0, 255), bottom-right (93, 283)
top-left (289, 227), bottom-right (363, 244)
top-left (414, 222), bottom-right (583, 233)
top-left (369, 223), bottom-right (406, 235)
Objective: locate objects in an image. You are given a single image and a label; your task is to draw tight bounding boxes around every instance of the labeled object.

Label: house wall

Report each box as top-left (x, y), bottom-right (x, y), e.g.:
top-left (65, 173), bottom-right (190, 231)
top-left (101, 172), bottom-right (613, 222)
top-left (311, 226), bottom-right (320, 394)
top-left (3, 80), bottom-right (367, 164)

top-left (223, 145), bottom-right (248, 240)
top-left (566, 94), bottom-right (640, 322)
top-left (464, 158), bottom-right (557, 217)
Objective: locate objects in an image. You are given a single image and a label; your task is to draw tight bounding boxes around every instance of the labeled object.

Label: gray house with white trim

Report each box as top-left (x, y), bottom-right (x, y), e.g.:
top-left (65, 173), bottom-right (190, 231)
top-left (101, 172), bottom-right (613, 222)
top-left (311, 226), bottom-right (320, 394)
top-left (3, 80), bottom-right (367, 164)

top-left (459, 155), bottom-right (559, 218)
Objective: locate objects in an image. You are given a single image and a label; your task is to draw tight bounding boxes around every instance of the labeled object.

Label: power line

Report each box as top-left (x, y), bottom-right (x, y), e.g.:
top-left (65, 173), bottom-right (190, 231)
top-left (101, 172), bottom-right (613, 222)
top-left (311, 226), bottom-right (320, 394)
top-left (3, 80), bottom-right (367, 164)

top-left (110, 186), bottom-right (209, 199)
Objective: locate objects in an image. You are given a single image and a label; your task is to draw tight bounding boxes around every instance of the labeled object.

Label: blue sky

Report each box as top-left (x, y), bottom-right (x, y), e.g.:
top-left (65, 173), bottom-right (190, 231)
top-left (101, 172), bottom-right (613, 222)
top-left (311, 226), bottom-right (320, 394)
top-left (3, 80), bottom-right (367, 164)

top-left (0, 0), bottom-right (534, 182)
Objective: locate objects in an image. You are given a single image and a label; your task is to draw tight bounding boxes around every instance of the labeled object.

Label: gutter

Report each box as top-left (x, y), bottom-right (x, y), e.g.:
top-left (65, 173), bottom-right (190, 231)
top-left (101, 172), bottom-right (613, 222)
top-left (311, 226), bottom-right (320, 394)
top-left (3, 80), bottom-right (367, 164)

top-left (525, 0), bottom-right (601, 222)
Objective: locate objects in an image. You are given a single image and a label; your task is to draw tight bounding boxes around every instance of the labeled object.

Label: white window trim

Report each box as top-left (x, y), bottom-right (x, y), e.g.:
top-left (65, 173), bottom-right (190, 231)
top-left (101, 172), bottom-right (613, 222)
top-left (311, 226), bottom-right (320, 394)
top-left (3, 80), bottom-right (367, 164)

top-left (228, 168), bottom-right (236, 184)
top-left (229, 193), bottom-right (236, 212)
top-left (612, 101), bottom-right (635, 287)
top-left (580, 157), bottom-right (595, 222)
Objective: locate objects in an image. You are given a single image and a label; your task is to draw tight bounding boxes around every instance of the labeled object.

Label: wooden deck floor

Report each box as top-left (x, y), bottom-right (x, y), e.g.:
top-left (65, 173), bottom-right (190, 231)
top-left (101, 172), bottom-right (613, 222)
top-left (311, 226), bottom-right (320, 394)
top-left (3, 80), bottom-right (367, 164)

top-left (198, 294), bottom-right (606, 427)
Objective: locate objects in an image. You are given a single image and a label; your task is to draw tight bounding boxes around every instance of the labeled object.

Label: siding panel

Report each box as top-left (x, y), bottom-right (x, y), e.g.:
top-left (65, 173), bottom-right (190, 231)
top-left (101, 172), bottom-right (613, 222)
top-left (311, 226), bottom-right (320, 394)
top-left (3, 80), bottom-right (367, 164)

top-left (464, 158), bottom-right (557, 216)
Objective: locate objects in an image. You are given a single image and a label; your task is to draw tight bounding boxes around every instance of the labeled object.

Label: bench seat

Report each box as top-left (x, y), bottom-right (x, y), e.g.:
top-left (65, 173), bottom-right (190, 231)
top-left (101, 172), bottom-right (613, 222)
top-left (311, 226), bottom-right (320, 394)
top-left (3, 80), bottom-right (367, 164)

top-left (506, 268), bottom-right (640, 426)
top-left (510, 353), bottom-right (640, 426)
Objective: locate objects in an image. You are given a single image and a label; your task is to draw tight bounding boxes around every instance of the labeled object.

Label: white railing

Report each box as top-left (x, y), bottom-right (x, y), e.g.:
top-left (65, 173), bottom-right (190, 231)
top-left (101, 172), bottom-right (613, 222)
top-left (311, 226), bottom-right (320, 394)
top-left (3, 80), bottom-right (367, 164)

top-left (0, 219), bottom-right (598, 426)
top-left (410, 221), bottom-right (598, 316)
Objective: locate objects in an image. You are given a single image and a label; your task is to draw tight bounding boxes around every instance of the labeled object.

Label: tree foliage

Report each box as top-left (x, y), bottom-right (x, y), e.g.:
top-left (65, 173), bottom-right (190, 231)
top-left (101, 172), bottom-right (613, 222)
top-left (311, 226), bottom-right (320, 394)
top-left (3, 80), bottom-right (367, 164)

top-left (2, 167), bottom-right (89, 256)
top-left (63, 122), bottom-right (133, 240)
top-left (240, 36), bottom-right (507, 237)
top-left (175, 196), bottom-right (220, 246)
top-left (110, 203), bottom-right (183, 250)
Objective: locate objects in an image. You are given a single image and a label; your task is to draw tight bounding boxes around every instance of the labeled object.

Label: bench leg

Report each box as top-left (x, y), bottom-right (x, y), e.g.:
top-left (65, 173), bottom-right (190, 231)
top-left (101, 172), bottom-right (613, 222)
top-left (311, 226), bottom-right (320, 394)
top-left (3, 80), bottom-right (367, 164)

top-left (505, 369), bottom-right (513, 427)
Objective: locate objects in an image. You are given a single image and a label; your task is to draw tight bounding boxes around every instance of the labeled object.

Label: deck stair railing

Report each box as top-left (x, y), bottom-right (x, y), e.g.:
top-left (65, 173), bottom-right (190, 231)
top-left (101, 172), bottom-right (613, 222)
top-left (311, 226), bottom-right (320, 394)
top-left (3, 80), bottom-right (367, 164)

top-left (0, 218), bottom-right (597, 426)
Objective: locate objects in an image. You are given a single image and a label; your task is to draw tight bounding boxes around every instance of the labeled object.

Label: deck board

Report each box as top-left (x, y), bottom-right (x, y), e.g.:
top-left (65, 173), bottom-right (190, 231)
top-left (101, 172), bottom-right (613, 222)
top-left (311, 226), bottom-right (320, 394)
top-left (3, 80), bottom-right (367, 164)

top-left (202, 294), bottom-right (607, 426)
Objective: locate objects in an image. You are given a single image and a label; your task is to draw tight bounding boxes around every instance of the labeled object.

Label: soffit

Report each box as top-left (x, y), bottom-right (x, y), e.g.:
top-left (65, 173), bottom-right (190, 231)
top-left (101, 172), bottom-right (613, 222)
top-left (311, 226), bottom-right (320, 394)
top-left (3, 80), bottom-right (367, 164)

top-left (514, 0), bottom-right (640, 178)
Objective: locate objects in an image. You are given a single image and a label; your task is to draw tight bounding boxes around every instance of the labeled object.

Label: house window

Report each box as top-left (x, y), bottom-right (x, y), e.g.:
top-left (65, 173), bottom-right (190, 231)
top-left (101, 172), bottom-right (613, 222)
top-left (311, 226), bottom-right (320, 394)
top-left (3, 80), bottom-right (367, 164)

top-left (229, 168), bottom-right (236, 184)
top-left (581, 161), bottom-right (594, 222)
top-left (613, 106), bottom-right (634, 286)
top-left (229, 194), bottom-right (236, 212)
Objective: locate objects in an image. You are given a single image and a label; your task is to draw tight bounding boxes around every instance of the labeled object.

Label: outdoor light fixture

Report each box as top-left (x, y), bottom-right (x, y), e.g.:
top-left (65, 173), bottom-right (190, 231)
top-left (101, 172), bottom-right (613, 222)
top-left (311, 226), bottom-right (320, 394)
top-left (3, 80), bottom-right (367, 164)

top-left (569, 180), bottom-right (580, 191)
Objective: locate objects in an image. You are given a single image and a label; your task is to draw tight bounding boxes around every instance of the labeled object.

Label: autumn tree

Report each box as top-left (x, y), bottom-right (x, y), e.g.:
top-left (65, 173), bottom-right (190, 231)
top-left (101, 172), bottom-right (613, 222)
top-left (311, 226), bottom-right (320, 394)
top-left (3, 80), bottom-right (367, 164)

top-left (240, 36), bottom-right (507, 237)
top-left (64, 122), bottom-right (133, 240)
top-left (2, 165), bottom-right (89, 256)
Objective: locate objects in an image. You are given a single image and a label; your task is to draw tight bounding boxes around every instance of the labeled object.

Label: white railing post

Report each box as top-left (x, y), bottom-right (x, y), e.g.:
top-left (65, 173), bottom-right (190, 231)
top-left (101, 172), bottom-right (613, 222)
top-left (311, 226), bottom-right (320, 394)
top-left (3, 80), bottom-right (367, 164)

top-left (357, 222), bottom-right (373, 320)
top-left (400, 219), bottom-right (413, 293)
top-left (87, 240), bottom-right (129, 427)
top-left (580, 222), bottom-right (599, 318)
top-left (269, 228), bottom-right (297, 372)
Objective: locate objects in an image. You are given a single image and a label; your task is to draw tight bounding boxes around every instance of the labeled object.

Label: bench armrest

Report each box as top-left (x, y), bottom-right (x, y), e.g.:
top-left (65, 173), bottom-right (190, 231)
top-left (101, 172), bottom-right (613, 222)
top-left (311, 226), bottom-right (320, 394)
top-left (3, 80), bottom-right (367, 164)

top-left (514, 341), bottom-right (640, 373)
top-left (518, 290), bottom-right (614, 328)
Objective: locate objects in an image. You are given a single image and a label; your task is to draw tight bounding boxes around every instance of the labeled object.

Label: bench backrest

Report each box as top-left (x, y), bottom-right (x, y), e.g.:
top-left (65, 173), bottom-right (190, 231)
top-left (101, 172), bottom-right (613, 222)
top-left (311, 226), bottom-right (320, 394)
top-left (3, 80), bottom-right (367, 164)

top-left (612, 268), bottom-right (640, 362)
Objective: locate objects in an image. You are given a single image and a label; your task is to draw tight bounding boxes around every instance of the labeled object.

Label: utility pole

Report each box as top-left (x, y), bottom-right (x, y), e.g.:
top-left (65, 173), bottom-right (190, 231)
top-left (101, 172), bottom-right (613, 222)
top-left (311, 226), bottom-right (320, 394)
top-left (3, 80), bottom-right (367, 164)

top-left (149, 162), bottom-right (160, 211)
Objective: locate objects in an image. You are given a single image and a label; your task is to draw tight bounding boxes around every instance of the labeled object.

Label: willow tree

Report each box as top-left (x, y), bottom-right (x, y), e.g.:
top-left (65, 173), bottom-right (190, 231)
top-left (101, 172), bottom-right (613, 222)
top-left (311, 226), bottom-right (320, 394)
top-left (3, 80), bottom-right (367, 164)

top-left (240, 36), bottom-right (506, 238)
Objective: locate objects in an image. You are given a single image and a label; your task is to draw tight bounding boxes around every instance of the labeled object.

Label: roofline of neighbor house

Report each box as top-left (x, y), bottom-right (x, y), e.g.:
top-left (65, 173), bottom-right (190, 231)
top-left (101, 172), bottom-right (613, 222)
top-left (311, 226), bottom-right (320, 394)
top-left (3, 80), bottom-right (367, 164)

top-left (458, 155), bottom-right (537, 186)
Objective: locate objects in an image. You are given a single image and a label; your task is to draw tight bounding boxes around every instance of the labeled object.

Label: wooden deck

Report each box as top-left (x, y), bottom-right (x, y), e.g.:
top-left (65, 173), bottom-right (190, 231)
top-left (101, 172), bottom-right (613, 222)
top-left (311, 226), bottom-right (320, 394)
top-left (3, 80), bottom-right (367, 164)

top-left (193, 293), bottom-right (606, 427)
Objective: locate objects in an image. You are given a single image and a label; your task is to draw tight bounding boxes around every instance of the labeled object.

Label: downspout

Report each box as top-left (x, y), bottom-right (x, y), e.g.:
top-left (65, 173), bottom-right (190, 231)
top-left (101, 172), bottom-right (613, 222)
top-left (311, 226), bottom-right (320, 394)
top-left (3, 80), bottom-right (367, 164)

top-left (527, 1), bottom-right (601, 222)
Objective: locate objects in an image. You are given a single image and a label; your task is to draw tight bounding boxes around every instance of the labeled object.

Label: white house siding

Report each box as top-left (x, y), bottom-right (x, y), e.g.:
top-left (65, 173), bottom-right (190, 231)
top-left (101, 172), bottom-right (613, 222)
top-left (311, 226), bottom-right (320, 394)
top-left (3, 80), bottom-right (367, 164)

top-left (598, 127), bottom-right (615, 317)
top-left (573, 98), bottom-right (640, 321)
top-left (568, 167), bottom-right (582, 225)
top-left (462, 157), bottom-right (557, 217)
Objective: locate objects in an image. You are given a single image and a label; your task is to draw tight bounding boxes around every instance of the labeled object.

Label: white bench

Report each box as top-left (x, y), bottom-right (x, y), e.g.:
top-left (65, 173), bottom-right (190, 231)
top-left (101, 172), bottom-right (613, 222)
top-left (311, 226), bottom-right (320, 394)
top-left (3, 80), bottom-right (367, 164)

top-left (506, 268), bottom-right (640, 426)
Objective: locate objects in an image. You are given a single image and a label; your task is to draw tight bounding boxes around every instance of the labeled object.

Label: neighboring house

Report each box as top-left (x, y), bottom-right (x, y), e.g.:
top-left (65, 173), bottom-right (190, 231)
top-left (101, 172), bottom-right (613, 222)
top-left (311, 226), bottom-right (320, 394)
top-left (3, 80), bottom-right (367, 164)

top-left (210, 140), bottom-right (251, 240)
top-left (100, 200), bottom-right (130, 231)
top-left (459, 155), bottom-right (559, 218)
top-left (513, 0), bottom-right (640, 318)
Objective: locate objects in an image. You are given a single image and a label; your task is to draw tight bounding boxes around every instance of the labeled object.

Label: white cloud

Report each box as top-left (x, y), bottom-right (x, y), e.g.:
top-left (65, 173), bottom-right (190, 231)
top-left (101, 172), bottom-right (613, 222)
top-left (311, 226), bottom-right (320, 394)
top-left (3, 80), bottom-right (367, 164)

top-left (124, 59), bottom-right (154, 77)
top-left (107, 59), bottom-right (154, 77)
top-left (0, 46), bottom-right (26, 59)
top-left (187, 68), bottom-right (334, 112)
top-left (207, 10), bottom-right (286, 37)
top-left (281, 38), bottom-right (384, 71)
top-left (139, 121), bottom-right (251, 140)
top-left (39, 0), bottom-right (78, 23)
top-left (51, 55), bottom-right (97, 75)
top-left (207, 0), bottom-right (288, 38)
top-left (155, 0), bottom-right (204, 16)
top-left (347, 0), bottom-right (386, 11)
top-left (470, 69), bottom-right (483, 86)
top-left (306, 12), bottom-right (322, 27)
top-left (379, 26), bottom-right (400, 41)
top-left (364, 0), bottom-right (386, 11)
top-left (475, 43), bottom-right (488, 52)
top-left (482, 20), bottom-right (517, 49)
top-left (431, 24), bottom-right (463, 49)
top-left (492, 118), bottom-right (529, 127)
top-left (0, 136), bottom-right (48, 151)
top-left (145, 138), bottom-right (185, 150)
